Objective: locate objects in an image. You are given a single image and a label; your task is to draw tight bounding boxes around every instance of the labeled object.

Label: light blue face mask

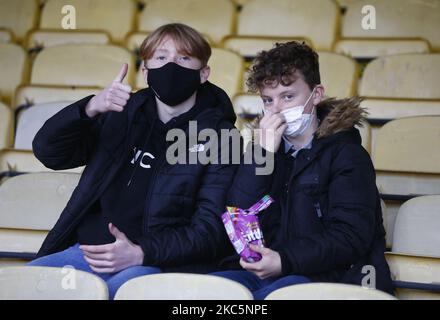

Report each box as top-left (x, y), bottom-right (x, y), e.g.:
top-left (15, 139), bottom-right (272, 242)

top-left (280, 87), bottom-right (316, 137)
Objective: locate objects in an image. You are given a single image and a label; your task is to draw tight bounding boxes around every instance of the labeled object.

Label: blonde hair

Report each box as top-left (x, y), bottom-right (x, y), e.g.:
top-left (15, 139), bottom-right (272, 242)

top-left (140, 23), bottom-right (211, 66)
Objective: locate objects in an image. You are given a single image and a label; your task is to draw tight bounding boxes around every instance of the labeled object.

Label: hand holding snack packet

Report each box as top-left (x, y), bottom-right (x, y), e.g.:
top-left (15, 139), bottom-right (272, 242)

top-left (222, 195), bottom-right (274, 263)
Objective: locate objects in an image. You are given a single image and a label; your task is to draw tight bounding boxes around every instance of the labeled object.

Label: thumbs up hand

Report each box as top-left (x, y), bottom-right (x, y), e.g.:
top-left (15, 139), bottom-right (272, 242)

top-left (85, 63), bottom-right (132, 118)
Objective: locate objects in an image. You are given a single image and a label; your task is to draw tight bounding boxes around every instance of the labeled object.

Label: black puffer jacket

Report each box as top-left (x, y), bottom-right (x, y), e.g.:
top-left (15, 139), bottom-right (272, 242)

top-left (32, 82), bottom-right (237, 272)
top-left (226, 97), bottom-right (394, 293)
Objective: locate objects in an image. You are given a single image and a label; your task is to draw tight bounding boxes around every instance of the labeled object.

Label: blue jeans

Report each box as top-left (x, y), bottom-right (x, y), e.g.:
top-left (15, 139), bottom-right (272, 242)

top-left (27, 243), bottom-right (161, 299)
top-left (211, 270), bottom-right (310, 300)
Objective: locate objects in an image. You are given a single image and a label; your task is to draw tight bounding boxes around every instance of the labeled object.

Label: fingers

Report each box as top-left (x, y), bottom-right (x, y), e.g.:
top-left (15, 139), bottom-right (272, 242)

top-left (260, 113), bottom-right (285, 131)
top-left (80, 243), bottom-right (113, 254)
top-left (112, 88), bottom-right (131, 101)
top-left (239, 258), bottom-right (269, 279)
top-left (109, 95), bottom-right (128, 107)
top-left (239, 258), bottom-right (254, 270)
top-left (82, 250), bottom-right (112, 261)
top-left (239, 258), bottom-right (261, 273)
top-left (114, 63), bottom-right (128, 83)
top-left (89, 265), bottom-right (116, 274)
top-left (105, 86), bottom-right (130, 112)
top-left (108, 223), bottom-right (128, 241)
top-left (276, 123), bottom-right (287, 135)
top-left (248, 244), bottom-right (269, 255)
top-left (107, 104), bottom-right (124, 113)
top-left (269, 113), bottom-right (286, 128)
top-left (113, 81), bottom-right (132, 94)
top-left (84, 255), bottom-right (113, 268)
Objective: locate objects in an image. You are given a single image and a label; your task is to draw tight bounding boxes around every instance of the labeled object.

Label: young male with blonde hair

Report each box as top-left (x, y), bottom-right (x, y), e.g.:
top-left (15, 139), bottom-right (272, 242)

top-left (29, 23), bottom-right (238, 298)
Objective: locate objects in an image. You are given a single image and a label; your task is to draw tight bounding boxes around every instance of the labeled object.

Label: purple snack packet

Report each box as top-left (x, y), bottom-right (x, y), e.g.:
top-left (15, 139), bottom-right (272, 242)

top-left (222, 195), bottom-right (274, 263)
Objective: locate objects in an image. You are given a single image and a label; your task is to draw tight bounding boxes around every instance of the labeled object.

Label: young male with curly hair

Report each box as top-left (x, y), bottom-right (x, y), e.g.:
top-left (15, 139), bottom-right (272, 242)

top-left (213, 41), bottom-right (393, 299)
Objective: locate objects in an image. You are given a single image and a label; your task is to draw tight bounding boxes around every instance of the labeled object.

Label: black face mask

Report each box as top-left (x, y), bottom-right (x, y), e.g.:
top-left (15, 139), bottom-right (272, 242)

top-left (147, 62), bottom-right (202, 106)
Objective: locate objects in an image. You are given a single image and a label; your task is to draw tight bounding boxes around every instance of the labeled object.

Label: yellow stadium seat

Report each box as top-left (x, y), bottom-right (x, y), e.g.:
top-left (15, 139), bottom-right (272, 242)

top-left (386, 253), bottom-right (440, 300)
top-left (0, 172), bottom-right (80, 262)
top-left (335, 0), bottom-right (361, 8)
top-left (222, 36), bottom-right (313, 59)
top-left (0, 102), bottom-right (13, 151)
top-left (125, 32), bottom-right (150, 53)
top-left (361, 99), bottom-right (440, 155)
top-left (318, 51), bottom-right (359, 98)
top-left (335, 39), bottom-right (430, 60)
top-left (26, 30), bottom-right (111, 50)
top-left (339, 0), bottom-right (440, 53)
top-left (0, 0), bottom-right (38, 42)
top-left (265, 283), bottom-right (396, 300)
top-left (360, 54), bottom-right (440, 99)
top-left (14, 85), bottom-right (99, 110)
top-left (231, 94), bottom-right (262, 148)
top-left (138, 0), bottom-right (235, 45)
top-left (0, 149), bottom-right (84, 177)
top-left (114, 273), bottom-right (253, 300)
top-left (231, 0), bottom-right (250, 6)
top-left (40, 0), bottom-right (136, 43)
top-left (386, 195), bottom-right (440, 299)
top-left (361, 99), bottom-right (440, 122)
top-left (0, 266), bottom-right (108, 299)
top-left (30, 44), bottom-right (136, 88)
top-left (392, 196), bottom-right (440, 257)
top-left (15, 101), bottom-right (74, 150)
top-left (374, 117), bottom-right (440, 175)
top-left (0, 29), bottom-right (12, 43)
top-left (136, 48), bottom-right (244, 98)
top-left (0, 43), bottom-right (28, 105)
top-left (373, 117), bottom-right (440, 246)
top-left (232, 93), bottom-right (263, 117)
top-left (208, 48), bottom-right (244, 98)
top-left (360, 54), bottom-right (440, 157)
top-left (229, 0), bottom-right (339, 51)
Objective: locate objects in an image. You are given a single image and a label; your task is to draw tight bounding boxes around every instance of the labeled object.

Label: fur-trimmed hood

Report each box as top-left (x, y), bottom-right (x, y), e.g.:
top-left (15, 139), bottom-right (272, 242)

top-left (315, 96), bottom-right (367, 139)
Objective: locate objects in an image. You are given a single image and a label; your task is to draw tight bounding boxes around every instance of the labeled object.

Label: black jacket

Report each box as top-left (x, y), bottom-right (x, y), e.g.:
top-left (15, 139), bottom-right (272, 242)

top-left (226, 97), bottom-right (394, 293)
top-left (32, 82), bottom-right (238, 273)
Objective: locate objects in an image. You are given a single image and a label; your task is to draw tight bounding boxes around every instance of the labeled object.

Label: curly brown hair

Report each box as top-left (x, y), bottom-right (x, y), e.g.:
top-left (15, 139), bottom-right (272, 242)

top-left (246, 41), bottom-right (321, 92)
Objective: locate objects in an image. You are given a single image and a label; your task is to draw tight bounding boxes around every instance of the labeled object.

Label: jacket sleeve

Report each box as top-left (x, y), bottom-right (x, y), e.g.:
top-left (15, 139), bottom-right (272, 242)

top-left (273, 144), bottom-right (378, 276)
top-left (32, 95), bottom-right (106, 170)
top-left (135, 124), bottom-right (239, 267)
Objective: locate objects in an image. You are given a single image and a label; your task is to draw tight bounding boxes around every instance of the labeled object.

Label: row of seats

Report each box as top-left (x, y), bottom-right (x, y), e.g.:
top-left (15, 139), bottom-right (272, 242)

top-left (0, 268), bottom-right (397, 300)
top-left (1, 0), bottom-right (439, 57)
top-left (1, 176), bottom-right (439, 299)
top-left (1, 39), bottom-right (439, 112)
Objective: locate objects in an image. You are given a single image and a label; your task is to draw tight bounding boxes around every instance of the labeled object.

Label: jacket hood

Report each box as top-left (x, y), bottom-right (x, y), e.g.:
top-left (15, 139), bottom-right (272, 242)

top-left (315, 96), bottom-right (367, 139)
